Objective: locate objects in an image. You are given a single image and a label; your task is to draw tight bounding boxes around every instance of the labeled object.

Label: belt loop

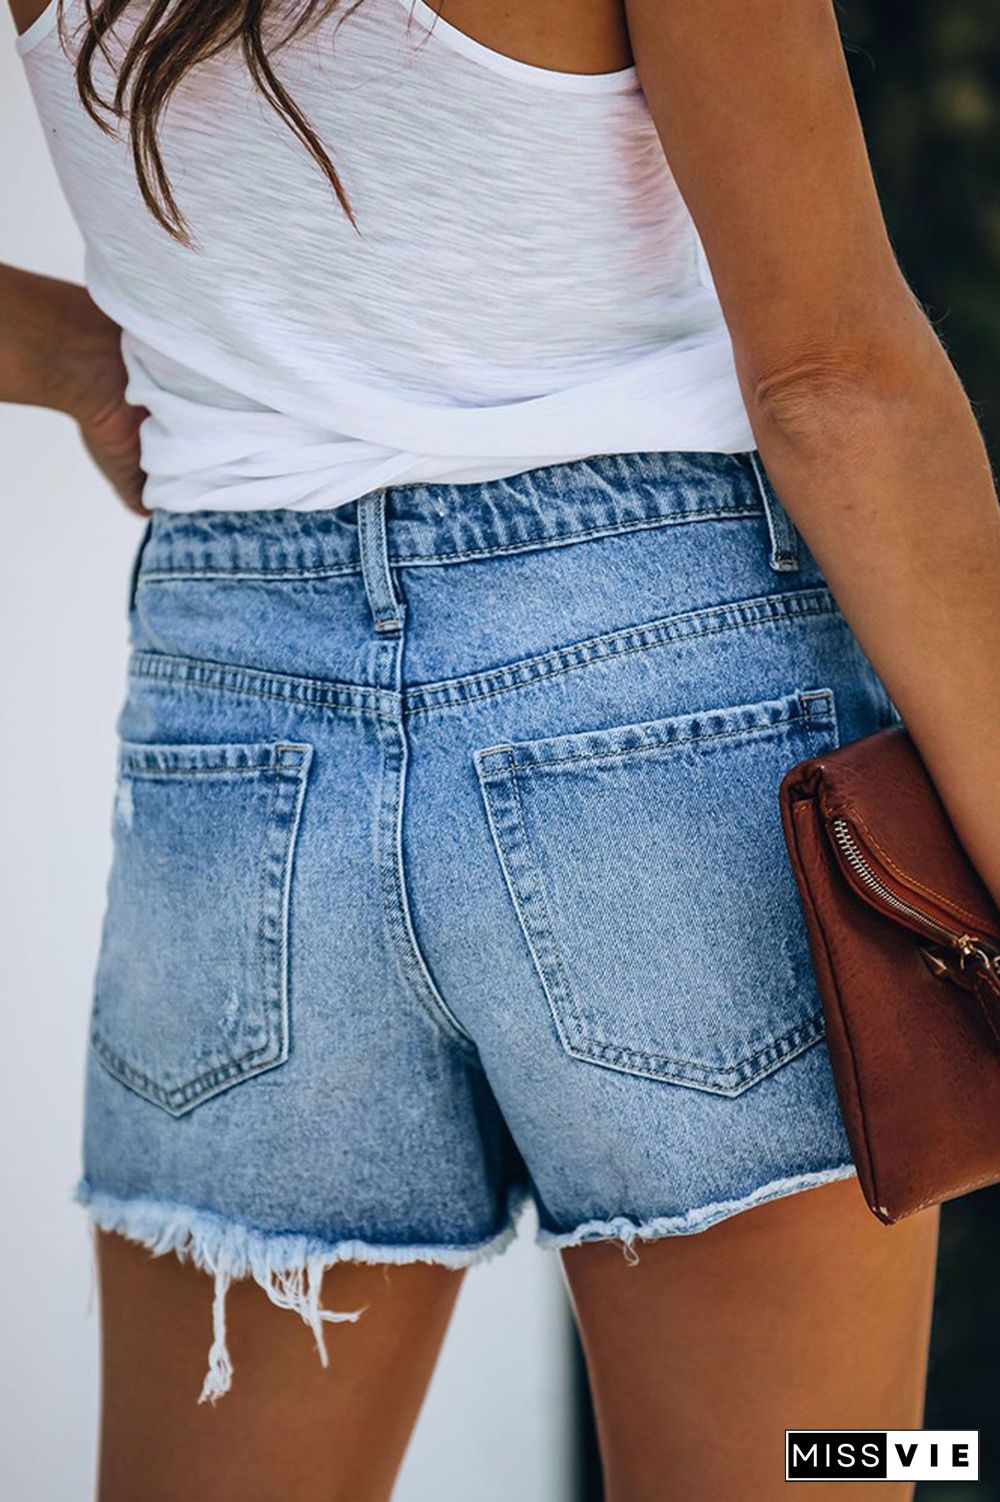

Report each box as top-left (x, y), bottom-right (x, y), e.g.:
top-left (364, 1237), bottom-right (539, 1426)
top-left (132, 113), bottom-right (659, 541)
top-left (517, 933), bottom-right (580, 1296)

top-left (357, 488), bottom-right (404, 633)
top-left (126, 516), bottom-right (154, 614)
top-left (748, 451), bottom-right (800, 573)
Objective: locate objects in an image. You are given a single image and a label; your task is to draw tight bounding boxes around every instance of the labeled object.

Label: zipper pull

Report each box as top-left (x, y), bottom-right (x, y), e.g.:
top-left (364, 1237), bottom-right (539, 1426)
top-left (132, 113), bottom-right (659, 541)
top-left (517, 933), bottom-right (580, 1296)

top-left (956, 934), bottom-right (1000, 974)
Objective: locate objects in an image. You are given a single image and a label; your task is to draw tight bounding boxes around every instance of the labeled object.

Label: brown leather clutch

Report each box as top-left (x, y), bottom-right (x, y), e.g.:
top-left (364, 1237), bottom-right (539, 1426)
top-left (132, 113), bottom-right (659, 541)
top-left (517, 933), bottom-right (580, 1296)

top-left (779, 726), bottom-right (1000, 1224)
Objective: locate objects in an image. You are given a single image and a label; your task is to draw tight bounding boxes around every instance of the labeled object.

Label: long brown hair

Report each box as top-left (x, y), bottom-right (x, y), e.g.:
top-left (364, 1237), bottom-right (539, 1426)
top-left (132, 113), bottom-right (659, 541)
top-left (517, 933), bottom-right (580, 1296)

top-left (70, 0), bottom-right (364, 241)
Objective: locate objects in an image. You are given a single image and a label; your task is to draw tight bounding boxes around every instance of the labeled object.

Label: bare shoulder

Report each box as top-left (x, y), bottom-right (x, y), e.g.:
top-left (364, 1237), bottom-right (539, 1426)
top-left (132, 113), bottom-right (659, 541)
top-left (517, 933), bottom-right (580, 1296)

top-left (9, 0), bottom-right (55, 39)
top-left (412, 0), bottom-right (632, 73)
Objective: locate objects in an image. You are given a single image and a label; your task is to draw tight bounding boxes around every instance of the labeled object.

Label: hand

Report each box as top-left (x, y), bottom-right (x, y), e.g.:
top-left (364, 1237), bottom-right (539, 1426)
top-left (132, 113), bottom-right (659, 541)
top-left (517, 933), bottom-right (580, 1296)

top-left (63, 297), bottom-right (150, 516)
top-left (78, 389), bottom-right (149, 517)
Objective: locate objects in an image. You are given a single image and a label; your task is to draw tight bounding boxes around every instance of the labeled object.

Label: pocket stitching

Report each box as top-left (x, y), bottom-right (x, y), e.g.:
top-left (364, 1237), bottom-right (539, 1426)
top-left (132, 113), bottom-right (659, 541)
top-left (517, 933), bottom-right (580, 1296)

top-left (477, 692), bottom-right (839, 1092)
top-left (476, 750), bottom-right (587, 1055)
top-left (91, 742), bottom-right (312, 1114)
top-left (486, 688), bottom-right (837, 778)
top-left (507, 754), bottom-right (590, 1045)
top-left (508, 707), bottom-right (812, 776)
top-left (507, 749), bottom-right (824, 1081)
top-left (91, 1021), bottom-right (283, 1108)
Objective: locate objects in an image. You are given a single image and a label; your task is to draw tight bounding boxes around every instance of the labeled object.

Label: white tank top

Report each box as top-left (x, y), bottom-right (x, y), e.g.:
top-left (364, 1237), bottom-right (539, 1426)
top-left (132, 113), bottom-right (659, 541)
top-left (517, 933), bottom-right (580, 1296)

top-left (17, 0), bottom-right (755, 512)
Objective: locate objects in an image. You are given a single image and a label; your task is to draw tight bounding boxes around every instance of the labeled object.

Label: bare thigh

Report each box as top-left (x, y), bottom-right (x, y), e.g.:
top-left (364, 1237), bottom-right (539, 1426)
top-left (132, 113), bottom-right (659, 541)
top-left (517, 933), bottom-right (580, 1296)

top-left (562, 1176), bottom-right (940, 1502)
top-left (96, 1231), bottom-right (464, 1502)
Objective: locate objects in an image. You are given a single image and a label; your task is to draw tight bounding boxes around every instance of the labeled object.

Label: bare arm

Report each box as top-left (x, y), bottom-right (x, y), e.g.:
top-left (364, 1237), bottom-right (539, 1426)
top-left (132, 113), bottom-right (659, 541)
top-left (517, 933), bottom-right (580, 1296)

top-left (0, 263), bottom-right (147, 510)
top-left (1, 263), bottom-right (114, 413)
top-left (625, 0), bottom-right (1000, 899)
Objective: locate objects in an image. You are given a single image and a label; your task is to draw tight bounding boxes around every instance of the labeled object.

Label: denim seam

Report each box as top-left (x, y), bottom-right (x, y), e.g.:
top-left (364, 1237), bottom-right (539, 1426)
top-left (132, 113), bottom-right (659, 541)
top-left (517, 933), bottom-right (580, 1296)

top-left (257, 778), bottom-right (281, 1103)
top-left (408, 589), bottom-right (840, 715)
top-left (504, 710), bottom-right (816, 774)
top-left (129, 652), bottom-right (399, 721)
top-left (554, 699), bottom-right (838, 1082)
top-left (135, 504), bottom-right (764, 583)
top-left (478, 754), bottom-right (826, 1081)
top-left (474, 751), bottom-right (586, 1052)
top-left (475, 693), bottom-right (837, 1086)
top-left (507, 756), bottom-right (589, 1043)
top-left (556, 698), bottom-right (838, 1081)
top-left (512, 763), bottom-right (821, 1077)
top-left (366, 621), bottom-right (480, 1057)
top-left (91, 749), bottom-right (312, 1114)
top-left (393, 506), bottom-right (762, 568)
top-left (126, 590), bottom-right (840, 723)
top-left (476, 690), bottom-right (833, 772)
top-left (562, 1018), bottom-right (827, 1087)
top-left (139, 565), bottom-right (359, 585)
top-left (385, 802), bottom-right (480, 1055)
top-left (91, 772), bottom-right (295, 1109)
top-left (90, 1032), bottom-right (283, 1109)
top-left (803, 688), bottom-right (841, 748)
top-left (115, 766), bottom-right (281, 777)
top-left (116, 742), bottom-right (309, 774)
top-left (358, 487), bottom-right (406, 632)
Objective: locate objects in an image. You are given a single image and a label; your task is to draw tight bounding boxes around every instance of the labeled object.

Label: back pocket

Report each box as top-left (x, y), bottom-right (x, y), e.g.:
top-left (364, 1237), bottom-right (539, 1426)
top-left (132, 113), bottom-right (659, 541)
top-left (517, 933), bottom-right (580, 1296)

top-left (475, 690), bottom-right (838, 1095)
top-left (91, 740), bottom-right (313, 1115)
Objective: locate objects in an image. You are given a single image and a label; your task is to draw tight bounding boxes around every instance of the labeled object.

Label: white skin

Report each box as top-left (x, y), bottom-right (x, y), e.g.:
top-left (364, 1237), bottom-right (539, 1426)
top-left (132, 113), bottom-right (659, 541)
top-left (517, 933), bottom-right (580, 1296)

top-left (6, 0), bottom-right (994, 1496)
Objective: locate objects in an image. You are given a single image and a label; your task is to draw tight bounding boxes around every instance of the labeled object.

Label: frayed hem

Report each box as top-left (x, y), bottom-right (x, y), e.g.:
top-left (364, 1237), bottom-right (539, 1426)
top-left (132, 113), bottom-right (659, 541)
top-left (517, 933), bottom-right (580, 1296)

top-left (75, 1181), bottom-right (528, 1402)
top-left (538, 1162), bottom-right (859, 1261)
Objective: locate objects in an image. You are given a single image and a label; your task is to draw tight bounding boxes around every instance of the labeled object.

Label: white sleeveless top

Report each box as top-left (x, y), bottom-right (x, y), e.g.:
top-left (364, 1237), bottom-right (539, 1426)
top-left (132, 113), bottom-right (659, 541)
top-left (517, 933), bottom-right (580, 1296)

top-left (17, 0), bottom-right (755, 512)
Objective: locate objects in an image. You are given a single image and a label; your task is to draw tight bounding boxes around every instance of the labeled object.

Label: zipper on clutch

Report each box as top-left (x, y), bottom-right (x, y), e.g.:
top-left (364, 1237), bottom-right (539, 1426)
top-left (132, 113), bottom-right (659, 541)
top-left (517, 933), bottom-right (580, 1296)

top-left (830, 816), bottom-right (1000, 977)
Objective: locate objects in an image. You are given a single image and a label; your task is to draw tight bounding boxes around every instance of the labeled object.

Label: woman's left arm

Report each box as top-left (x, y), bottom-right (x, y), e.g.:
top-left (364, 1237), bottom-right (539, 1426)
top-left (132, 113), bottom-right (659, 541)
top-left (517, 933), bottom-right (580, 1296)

top-left (625, 0), bottom-right (1000, 899)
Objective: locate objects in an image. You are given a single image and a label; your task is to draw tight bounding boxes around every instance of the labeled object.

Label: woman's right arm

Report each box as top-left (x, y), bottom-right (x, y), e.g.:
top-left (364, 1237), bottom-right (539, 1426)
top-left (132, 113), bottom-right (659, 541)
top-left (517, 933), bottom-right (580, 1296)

top-left (1, 263), bottom-right (147, 510)
top-left (627, 0), bottom-right (1000, 903)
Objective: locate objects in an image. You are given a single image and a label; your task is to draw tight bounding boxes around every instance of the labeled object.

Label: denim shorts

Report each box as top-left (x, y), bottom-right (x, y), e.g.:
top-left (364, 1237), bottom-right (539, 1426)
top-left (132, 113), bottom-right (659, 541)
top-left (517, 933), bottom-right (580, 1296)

top-left (77, 450), bottom-right (895, 1398)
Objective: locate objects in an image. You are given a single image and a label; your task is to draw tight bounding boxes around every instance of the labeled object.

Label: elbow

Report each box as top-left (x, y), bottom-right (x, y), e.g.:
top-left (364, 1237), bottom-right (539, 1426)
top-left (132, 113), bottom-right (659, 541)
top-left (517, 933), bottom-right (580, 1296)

top-left (743, 305), bottom-right (949, 462)
top-left (748, 360), bottom-right (889, 462)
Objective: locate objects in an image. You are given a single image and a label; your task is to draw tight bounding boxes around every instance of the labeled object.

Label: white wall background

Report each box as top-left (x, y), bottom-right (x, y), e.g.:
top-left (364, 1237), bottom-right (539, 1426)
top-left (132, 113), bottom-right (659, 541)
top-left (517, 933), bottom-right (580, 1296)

top-left (0, 24), bottom-right (571, 1499)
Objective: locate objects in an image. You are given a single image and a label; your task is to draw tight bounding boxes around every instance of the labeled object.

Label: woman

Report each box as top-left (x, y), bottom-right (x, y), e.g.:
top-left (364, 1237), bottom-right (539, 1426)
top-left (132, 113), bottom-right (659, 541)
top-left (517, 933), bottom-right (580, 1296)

top-left (4, 0), bottom-right (998, 1496)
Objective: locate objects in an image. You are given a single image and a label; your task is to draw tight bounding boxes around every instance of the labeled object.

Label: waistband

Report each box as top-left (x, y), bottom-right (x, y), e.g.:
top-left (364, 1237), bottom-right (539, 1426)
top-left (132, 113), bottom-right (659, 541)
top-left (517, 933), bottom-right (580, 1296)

top-left (138, 450), bottom-right (794, 580)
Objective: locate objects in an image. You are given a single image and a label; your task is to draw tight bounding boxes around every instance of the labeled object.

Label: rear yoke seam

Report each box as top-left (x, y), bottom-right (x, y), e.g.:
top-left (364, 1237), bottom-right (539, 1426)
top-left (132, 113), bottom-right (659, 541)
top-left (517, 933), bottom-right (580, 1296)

top-left (129, 653), bottom-right (397, 721)
top-left (126, 589), bottom-right (841, 719)
top-left (117, 766), bottom-right (273, 777)
top-left (138, 564), bottom-right (359, 585)
top-left (135, 504), bottom-right (764, 583)
top-left (408, 590), bottom-right (839, 714)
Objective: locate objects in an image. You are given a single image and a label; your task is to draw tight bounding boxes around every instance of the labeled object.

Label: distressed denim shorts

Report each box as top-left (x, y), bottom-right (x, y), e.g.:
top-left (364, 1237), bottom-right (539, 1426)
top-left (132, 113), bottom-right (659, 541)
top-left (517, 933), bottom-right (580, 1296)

top-left (77, 451), bottom-right (895, 1398)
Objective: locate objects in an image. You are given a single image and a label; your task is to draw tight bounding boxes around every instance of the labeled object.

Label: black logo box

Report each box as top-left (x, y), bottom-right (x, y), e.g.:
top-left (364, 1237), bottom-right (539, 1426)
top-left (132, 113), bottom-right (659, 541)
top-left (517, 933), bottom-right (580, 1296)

top-left (787, 1433), bottom-right (889, 1480)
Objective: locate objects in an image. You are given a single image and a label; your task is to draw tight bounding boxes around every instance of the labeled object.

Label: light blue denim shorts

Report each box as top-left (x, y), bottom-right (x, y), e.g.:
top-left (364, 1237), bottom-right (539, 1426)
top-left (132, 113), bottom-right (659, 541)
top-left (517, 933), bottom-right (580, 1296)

top-left (77, 451), bottom-right (894, 1397)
